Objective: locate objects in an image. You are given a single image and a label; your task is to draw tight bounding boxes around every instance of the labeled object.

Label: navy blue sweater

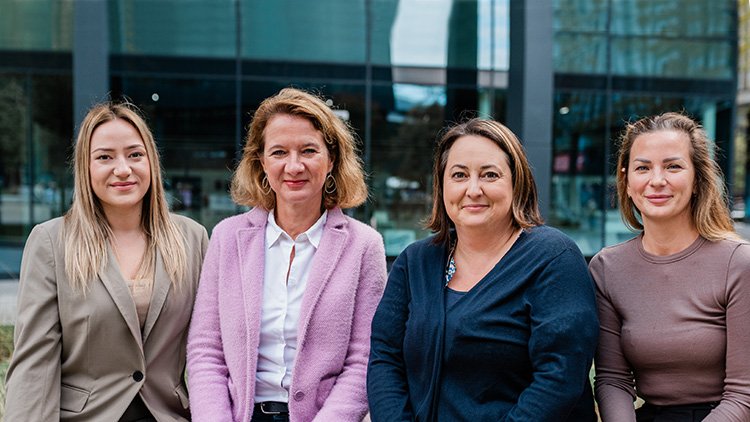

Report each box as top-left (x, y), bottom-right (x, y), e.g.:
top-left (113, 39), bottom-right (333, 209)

top-left (367, 225), bottom-right (599, 422)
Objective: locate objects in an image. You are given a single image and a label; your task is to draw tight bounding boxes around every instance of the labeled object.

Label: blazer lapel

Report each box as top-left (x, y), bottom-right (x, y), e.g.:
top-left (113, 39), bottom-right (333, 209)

top-left (99, 245), bottom-right (144, 352)
top-left (297, 209), bottom-right (348, 348)
top-left (142, 249), bottom-right (169, 343)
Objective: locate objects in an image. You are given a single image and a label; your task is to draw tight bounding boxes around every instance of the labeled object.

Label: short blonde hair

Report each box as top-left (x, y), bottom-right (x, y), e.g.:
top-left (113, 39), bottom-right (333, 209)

top-left (616, 112), bottom-right (739, 241)
top-left (425, 118), bottom-right (544, 245)
top-left (63, 102), bottom-right (187, 290)
top-left (231, 88), bottom-right (367, 210)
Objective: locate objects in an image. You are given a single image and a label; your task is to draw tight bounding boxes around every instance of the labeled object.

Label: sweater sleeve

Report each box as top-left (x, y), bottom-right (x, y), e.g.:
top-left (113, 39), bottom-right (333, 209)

top-left (590, 253), bottom-right (638, 422)
top-left (186, 227), bottom-right (234, 421)
top-left (367, 249), bottom-right (416, 422)
top-left (4, 224), bottom-right (63, 421)
top-left (312, 231), bottom-right (387, 421)
top-left (703, 244), bottom-right (750, 421)
top-left (500, 247), bottom-right (599, 422)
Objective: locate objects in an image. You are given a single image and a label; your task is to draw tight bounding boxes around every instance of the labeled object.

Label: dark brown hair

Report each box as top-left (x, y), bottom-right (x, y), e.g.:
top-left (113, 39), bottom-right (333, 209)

top-left (425, 118), bottom-right (543, 245)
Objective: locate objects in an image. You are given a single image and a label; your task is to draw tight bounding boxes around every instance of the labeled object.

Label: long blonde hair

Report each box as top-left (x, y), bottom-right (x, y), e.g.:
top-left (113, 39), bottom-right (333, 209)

top-left (616, 112), bottom-right (739, 241)
top-left (63, 102), bottom-right (187, 290)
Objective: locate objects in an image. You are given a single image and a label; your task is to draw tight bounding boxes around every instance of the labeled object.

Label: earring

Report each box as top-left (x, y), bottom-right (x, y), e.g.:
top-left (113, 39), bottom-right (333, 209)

top-left (261, 174), bottom-right (272, 195)
top-left (325, 173), bottom-right (337, 195)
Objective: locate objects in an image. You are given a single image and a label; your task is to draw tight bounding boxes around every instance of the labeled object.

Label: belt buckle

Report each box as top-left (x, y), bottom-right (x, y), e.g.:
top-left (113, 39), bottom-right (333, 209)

top-left (260, 402), bottom-right (282, 415)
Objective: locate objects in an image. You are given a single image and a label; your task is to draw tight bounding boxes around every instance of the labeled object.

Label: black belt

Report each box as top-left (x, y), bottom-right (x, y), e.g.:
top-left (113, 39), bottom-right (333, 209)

top-left (255, 401), bottom-right (289, 415)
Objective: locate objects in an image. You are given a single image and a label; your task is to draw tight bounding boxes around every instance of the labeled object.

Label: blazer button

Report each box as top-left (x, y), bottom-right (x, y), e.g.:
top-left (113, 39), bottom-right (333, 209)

top-left (294, 391), bottom-right (305, 401)
top-left (133, 371), bottom-right (144, 382)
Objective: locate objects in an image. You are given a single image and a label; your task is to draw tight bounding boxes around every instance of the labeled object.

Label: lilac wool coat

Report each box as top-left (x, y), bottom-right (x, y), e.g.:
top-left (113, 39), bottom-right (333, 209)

top-left (187, 207), bottom-right (387, 422)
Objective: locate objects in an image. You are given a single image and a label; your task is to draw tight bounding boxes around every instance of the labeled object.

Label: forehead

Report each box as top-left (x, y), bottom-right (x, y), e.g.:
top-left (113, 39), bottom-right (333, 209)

top-left (263, 114), bottom-right (325, 147)
top-left (90, 119), bottom-right (145, 149)
top-left (447, 135), bottom-right (509, 165)
top-left (630, 130), bottom-right (690, 157)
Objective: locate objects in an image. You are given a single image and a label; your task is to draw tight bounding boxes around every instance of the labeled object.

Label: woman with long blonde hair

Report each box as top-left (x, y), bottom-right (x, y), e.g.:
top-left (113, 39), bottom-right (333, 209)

top-left (592, 112), bottom-right (750, 421)
top-left (5, 101), bottom-right (208, 421)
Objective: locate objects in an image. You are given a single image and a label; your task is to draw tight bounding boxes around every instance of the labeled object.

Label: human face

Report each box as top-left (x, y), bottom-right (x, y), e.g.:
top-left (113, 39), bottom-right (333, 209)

top-left (260, 114), bottom-right (333, 212)
top-left (89, 119), bottom-right (151, 217)
top-left (626, 130), bottom-right (695, 228)
top-left (443, 135), bottom-right (514, 234)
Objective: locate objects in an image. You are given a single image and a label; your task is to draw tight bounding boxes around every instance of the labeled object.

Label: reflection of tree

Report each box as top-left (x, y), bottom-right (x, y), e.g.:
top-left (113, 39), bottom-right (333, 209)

top-left (0, 77), bottom-right (28, 192)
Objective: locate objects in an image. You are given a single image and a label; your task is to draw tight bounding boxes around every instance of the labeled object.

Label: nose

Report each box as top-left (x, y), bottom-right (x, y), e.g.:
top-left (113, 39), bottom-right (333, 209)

top-left (113, 156), bottom-right (132, 177)
top-left (286, 152), bottom-right (304, 174)
top-left (649, 168), bottom-right (667, 186)
top-left (466, 176), bottom-right (483, 197)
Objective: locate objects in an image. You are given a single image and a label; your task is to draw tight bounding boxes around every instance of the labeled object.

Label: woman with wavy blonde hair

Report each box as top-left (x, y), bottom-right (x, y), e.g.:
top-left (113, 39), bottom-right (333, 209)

top-left (188, 87), bottom-right (386, 422)
top-left (592, 112), bottom-right (750, 421)
top-left (5, 101), bottom-right (208, 422)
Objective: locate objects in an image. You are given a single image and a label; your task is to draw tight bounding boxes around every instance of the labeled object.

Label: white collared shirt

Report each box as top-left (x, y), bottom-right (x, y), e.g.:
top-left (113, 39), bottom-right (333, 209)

top-left (254, 210), bottom-right (327, 403)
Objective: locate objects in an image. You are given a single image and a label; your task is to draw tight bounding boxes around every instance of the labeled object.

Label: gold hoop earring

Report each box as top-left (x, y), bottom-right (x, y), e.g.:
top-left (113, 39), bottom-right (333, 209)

top-left (325, 173), bottom-right (336, 195)
top-left (262, 174), bottom-right (272, 195)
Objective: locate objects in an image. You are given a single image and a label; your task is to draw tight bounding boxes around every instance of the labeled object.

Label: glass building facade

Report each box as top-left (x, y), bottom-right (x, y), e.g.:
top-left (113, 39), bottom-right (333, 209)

top-left (0, 0), bottom-right (739, 278)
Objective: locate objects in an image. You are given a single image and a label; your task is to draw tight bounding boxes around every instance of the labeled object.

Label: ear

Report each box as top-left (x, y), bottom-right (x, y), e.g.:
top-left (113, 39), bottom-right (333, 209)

top-left (327, 151), bottom-right (335, 174)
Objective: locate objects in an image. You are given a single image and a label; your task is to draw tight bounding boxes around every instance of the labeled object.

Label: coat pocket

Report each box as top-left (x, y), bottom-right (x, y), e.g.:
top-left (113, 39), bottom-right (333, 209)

top-left (60, 383), bottom-right (91, 413)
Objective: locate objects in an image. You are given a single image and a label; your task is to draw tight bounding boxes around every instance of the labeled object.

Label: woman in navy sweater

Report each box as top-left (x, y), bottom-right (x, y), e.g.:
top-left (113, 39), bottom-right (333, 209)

top-left (367, 118), bottom-right (599, 421)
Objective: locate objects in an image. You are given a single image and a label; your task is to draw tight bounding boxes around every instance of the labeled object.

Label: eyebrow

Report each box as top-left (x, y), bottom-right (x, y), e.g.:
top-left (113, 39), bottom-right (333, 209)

top-left (91, 144), bottom-right (146, 154)
top-left (449, 164), bottom-right (501, 170)
top-left (266, 142), bottom-right (322, 150)
top-left (632, 157), bottom-right (685, 164)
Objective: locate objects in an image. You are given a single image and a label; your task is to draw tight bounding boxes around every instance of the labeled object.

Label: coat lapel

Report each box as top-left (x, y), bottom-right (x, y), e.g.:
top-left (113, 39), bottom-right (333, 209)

top-left (99, 244), bottom-right (144, 352)
top-left (236, 208), bottom-right (268, 404)
top-left (142, 249), bottom-right (169, 343)
top-left (297, 208), bottom-right (349, 348)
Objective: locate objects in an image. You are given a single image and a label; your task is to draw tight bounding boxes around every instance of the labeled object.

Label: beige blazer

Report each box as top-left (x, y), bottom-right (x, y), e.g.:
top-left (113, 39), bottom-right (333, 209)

top-left (4, 214), bottom-right (208, 422)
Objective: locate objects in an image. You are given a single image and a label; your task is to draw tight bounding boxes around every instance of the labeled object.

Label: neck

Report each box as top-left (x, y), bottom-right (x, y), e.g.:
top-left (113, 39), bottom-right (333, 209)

top-left (641, 217), bottom-right (699, 255)
top-left (454, 222), bottom-right (520, 258)
top-left (274, 200), bottom-right (324, 240)
top-left (103, 205), bottom-right (144, 236)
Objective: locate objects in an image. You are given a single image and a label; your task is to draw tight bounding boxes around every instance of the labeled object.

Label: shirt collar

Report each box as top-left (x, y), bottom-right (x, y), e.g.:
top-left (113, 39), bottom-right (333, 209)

top-left (266, 209), bottom-right (328, 249)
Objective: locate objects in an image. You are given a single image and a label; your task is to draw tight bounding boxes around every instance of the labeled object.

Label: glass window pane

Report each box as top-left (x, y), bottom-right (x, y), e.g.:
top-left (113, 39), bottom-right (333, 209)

top-left (554, 33), bottom-right (607, 74)
top-left (611, 38), bottom-right (733, 79)
top-left (110, 0), bottom-right (236, 57)
top-left (611, 0), bottom-right (735, 37)
top-left (0, 0), bottom-right (73, 51)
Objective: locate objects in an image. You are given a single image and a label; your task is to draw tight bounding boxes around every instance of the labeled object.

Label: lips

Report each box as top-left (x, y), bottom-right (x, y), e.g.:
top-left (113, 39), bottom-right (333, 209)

top-left (645, 194), bottom-right (671, 204)
top-left (284, 180), bottom-right (307, 187)
top-left (110, 181), bottom-right (136, 191)
top-left (463, 204), bottom-right (489, 211)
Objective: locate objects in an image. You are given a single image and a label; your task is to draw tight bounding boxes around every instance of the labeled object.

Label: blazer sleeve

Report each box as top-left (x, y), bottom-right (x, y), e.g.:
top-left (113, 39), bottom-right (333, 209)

top-left (4, 224), bottom-right (63, 421)
top-left (501, 247), bottom-right (599, 422)
top-left (313, 231), bottom-right (387, 422)
top-left (704, 244), bottom-right (750, 422)
top-left (187, 227), bottom-right (234, 421)
top-left (589, 253), bottom-right (638, 422)
top-left (367, 249), bottom-right (415, 422)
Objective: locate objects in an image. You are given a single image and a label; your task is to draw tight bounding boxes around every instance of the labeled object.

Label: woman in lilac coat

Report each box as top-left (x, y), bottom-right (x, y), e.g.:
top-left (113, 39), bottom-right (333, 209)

top-left (187, 88), bottom-right (387, 422)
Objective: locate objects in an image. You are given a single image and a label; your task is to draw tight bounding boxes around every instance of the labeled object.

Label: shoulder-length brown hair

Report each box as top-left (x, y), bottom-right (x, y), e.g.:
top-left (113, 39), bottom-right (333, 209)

top-left (425, 118), bottom-right (544, 245)
top-left (63, 101), bottom-right (187, 290)
top-left (616, 111), bottom-right (738, 241)
top-left (231, 87), bottom-right (367, 211)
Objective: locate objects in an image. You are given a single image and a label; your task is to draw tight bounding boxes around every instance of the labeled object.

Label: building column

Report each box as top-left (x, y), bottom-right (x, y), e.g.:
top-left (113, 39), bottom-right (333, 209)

top-left (507, 0), bottom-right (553, 219)
top-left (73, 0), bottom-right (109, 128)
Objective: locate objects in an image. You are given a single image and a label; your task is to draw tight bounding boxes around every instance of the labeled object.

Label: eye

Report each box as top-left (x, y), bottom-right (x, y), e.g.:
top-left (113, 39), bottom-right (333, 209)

top-left (94, 154), bottom-right (111, 160)
top-left (667, 163), bottom-right (683, 170)
top-left (269, 150), bottom-right (285, 156)
top-left (634, 165), bottom-right (649, 171)
top-left (130, 151), bottom-right (145, 158)
top-left (450, 171), bottom-right (467, 180)
top-left (482, 171), bottom-right (500, 180)
top-left (302, 148), bottom-right (319, 155)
